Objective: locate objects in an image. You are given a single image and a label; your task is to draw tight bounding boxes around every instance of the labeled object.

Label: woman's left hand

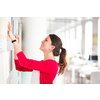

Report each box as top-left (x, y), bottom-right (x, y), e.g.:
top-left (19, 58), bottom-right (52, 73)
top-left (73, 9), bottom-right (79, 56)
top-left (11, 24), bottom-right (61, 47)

top-left (8, 21), bottom-right (16, 41)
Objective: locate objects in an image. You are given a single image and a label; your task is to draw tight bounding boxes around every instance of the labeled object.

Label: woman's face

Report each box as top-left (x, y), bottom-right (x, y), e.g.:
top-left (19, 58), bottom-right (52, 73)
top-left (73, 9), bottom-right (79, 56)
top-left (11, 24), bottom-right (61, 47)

top-left (39, 35), bottom-right (55, 52)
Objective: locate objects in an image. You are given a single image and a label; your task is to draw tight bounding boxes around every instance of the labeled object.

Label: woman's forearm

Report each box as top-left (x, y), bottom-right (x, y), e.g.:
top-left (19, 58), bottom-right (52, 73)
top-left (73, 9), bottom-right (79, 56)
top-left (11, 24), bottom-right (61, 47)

top-left (14, 42), bottom-right (21, 60)
top-left (13, 42), bottom-right (22, 54)
top-left (14, 49), bottom-right (18, 60)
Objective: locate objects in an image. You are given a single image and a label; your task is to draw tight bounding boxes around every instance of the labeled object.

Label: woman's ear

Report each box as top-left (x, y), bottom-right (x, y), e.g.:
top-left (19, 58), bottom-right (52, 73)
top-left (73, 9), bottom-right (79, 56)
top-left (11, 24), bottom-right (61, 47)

top-left (51, 45), bottom-right (55, 51)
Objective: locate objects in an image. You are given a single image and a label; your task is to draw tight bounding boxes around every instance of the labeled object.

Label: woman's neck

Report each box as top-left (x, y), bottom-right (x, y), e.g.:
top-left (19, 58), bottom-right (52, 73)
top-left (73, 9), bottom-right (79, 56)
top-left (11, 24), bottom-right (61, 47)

top-left (43, 52), bottom-right (55, 61)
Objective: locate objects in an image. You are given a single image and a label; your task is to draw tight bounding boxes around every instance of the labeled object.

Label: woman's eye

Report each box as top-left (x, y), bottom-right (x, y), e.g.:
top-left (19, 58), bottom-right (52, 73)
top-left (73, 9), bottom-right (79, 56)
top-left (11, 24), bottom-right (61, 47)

top-left (45, 39), bottom-right (47, 41)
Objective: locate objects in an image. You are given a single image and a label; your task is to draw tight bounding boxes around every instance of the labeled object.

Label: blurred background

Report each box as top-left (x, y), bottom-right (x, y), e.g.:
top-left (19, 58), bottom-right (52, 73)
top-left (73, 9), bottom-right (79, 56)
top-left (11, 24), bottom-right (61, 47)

top-left (0, 17), bottom-right (100, 84)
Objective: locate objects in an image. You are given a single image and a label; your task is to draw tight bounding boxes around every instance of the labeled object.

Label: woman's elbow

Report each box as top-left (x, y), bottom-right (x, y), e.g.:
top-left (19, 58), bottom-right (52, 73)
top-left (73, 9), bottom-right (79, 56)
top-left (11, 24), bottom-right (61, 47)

top-left (15, 67), bottom-right (21, 71)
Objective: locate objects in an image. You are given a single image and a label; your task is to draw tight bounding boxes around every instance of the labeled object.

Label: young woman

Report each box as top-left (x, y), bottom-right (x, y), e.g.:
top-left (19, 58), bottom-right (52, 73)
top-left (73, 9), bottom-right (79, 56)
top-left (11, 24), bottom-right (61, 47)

top-left (7, 21), bottom-right (68, 84)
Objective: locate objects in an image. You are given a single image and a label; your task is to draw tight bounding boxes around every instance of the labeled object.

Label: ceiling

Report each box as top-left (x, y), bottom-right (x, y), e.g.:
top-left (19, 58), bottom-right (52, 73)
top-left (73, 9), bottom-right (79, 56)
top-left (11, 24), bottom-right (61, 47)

top-left (47, 17), bottom-right (92, 34)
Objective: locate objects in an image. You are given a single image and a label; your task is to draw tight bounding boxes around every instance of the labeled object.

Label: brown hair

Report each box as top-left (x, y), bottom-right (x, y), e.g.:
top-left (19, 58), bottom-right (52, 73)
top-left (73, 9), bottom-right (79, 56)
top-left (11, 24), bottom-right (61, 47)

top-left (49, 34), bottom-right (68, 75)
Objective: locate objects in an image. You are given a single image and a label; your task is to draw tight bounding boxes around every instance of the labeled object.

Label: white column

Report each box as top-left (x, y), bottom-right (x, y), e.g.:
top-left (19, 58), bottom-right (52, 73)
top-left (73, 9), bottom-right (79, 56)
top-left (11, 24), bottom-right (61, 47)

top-left (92, 17), bottom-right (98, 55)
top-left (21, 17), bottom-right (47, 84)
top-left (75, 22), bottom-right (77, 39)
top-left (82, 20), bottom-right (85, 54)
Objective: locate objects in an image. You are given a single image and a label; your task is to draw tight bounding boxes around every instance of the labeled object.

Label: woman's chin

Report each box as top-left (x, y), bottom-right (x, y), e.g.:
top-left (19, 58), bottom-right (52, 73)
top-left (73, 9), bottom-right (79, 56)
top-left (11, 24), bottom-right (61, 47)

top-left (39, 47), bottom-right (43, 51)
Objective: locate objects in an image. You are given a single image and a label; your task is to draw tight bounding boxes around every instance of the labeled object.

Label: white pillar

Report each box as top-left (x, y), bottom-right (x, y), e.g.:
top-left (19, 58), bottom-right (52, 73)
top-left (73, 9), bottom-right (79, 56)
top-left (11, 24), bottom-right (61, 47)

top-left (21, 17), bottom-right (47, 84)
top-left (82, 20), bottom-right (85, 54)
top-left (92, 17), bottom-right (98, 55)
top-left (75, 22), bottom-right (77, 39)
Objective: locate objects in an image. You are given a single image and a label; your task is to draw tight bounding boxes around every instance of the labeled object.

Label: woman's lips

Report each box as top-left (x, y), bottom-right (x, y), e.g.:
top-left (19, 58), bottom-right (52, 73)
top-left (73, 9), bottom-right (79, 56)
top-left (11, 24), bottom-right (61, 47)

top-left (41, 44), bottom-right (44, 46)
top-left (40, 44), bottom-right (44, 47)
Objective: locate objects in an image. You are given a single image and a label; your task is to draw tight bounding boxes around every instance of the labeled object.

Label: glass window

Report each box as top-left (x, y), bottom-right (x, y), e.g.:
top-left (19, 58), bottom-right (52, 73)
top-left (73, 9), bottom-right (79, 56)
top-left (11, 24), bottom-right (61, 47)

top-left (57, 32), bottom-right (65, 47)
top-left (75, 24), bottom-right (82, 54)
top-left (85, 21), bottom-right (92, 55)
top-left (76, 24), bottom-right (82, 41)
top-left (70, 28), bottom-right (75, 39)
top-left (66, 30), bottom-right (69, 39)
top-left (65, 30), bottom-right (69, 50)
top-left (68, 28), bottom-right (76, 57)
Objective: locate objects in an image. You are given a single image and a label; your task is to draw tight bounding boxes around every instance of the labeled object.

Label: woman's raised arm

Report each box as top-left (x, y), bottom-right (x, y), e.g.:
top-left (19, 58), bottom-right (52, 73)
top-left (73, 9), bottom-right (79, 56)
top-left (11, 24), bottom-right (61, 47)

top-left (8, 22), bottom-right (22, 54)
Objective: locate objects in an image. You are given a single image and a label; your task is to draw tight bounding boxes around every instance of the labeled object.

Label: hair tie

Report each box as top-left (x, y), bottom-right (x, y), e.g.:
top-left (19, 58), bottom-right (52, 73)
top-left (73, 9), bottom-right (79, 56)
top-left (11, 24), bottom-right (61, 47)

top-left (61, 47), bottom-right (63, 49)
top-left (60, 47), bottom-right (63, 54)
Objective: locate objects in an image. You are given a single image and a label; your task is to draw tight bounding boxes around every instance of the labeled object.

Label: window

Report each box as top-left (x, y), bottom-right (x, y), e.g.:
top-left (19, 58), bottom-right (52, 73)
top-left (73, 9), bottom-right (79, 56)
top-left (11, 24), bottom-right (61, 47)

top-left (70, 28), bottom-right (75, 39)
top-left (75, 24), bottom-right (82, 54)
top-left (66, 30), bottom-right (69, 39)
top-left (68, 28), bottom-right (76, 57)
top-left (65, 30), bottom-right (69, 50)
top-left (57, 32), bottom-right (65, 48)
top-left (85, 21), bottom-right (92, 55)
top-left (76, 24), bottom-right (82, 41)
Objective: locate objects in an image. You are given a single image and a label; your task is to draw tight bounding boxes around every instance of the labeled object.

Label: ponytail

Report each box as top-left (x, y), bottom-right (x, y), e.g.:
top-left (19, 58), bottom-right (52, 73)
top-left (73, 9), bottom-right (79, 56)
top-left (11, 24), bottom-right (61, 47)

top-left (49, 34), bottom-right (68, 75)
top-left (58, 47), bottom-right (68, 75)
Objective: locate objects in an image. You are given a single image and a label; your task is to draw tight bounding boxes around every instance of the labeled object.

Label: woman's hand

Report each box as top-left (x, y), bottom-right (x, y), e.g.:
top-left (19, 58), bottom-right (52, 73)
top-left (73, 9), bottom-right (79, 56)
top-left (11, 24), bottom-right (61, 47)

top-left (7, 22), bottom-right (22, 54)
top-left (14, 33), bottom-right (20, 44)
top-left (8, 21), bottom-right (15, 41)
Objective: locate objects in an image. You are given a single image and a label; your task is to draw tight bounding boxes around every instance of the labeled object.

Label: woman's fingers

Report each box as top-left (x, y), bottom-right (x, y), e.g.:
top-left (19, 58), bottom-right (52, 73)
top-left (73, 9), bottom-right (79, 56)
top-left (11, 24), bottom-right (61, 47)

top-left (16, 33), bottom-right (20, 39)
top-left (14, 33), bottom-right (20, 44)
top-left (8, 22), bottom-right (12, 31)
top-left (14, 34), bottom-right (16, 38)
top-left (16, 33), bottom-right (19, 37)
top-left (15, 34), bottom-right (18, 38)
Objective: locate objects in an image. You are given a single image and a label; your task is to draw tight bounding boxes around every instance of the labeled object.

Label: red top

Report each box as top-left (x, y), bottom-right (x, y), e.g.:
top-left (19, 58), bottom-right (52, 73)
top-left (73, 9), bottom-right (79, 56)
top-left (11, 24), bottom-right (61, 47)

top-left (14, 51), bottom-right (58, 84)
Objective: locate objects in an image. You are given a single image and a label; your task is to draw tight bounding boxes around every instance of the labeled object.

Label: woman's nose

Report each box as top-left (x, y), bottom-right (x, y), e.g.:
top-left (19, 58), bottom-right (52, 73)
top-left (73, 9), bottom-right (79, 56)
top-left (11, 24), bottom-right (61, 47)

top-left (41, 40), bottom-right (44, 44)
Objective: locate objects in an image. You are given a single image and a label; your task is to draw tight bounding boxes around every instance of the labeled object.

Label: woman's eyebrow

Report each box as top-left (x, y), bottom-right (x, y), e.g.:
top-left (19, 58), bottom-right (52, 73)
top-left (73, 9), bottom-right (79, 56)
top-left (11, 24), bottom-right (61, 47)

top-left (45, 38), bottom-right (48, 40)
